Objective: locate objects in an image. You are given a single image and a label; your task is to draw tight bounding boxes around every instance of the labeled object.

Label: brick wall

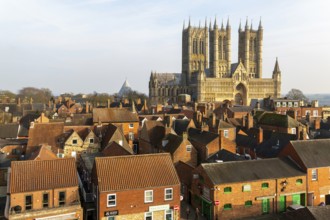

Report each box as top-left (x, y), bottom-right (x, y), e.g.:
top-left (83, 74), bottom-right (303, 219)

top-left (98, 185), bottom-right (180, 219)
top-left (307, 167), bottom-right (330, 206)
top-left (191, 166), bottom-right (307, 220)
top-left (172, 139), bottom-right (197, 167)
top-left (10, 186), bottom-right (82, 219)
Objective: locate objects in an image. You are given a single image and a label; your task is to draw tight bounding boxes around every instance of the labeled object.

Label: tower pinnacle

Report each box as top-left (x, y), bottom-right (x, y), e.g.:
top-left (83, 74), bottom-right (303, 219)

top-left (273, 57), bottom-right (281, 74)
top-left (239, 19), bottom-right (242, 32)
top-left (214, 16), bottom-right (218, 29)
top-left (226, 17), bottom-right (230, 29)
top-left (245, 17), bottom-right (249, 30)
top-left (258, 17), bottom-right (263, 29)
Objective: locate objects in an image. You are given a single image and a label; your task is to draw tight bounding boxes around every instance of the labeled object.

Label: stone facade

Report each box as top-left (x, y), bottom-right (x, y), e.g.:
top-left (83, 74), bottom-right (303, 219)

top-left (149, 18), bottom-right (281, 105)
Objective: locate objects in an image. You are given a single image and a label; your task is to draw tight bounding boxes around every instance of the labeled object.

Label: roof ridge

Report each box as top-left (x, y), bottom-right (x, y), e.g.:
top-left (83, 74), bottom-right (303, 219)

top-left (96, 152), bottom-right (171, 160)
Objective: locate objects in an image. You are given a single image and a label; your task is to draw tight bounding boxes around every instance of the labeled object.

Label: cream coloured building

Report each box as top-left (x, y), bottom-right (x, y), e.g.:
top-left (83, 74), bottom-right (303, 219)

top-left (149, 18), bottom-right (281, 105)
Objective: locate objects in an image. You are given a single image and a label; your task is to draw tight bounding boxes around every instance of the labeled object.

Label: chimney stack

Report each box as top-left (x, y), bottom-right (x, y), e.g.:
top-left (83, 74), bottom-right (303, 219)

top-left (86, 101), bottom-right (89, 113)
top-left (257, 127), bottom-right (263, 144)
top-left (212, 113), bottom-right (216, 128)
top-left (246, 113), bottom-right (253, 129)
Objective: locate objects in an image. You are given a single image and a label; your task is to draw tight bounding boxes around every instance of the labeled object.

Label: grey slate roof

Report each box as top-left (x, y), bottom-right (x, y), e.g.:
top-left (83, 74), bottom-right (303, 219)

top-left (173, 119), bottom-right (190, 136)
top-left (80, 152), bottom-right (104, 173)
top-left (206, 149), bottom-right (246, 163)
top-left (290, 139), bottom-right (330, 168)
top-left (163, 133), bottom-right (184, 154)
top-left (188, 128), bottom-right (218, 145)
top-left (201, 157), bottom-right (304, 185)
top-left (227, 106), bottom-right (253, 113)
top-left (0, 123), bottom-right (19, 139)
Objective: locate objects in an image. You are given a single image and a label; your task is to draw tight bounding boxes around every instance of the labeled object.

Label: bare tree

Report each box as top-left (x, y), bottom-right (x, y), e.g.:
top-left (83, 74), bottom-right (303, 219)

top-left (18, 87), bottom-right (53, 103)
top-left (286, 88), bottom-right (308, 102)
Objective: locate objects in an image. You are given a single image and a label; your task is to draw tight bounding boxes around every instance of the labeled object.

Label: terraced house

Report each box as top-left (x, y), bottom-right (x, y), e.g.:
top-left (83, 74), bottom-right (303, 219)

top-left (7, 158), bottom-right (83, 220)
top-left (92, 153), bottom-right (180, 220)
top-left (191, 158), bottom-right (306, 219)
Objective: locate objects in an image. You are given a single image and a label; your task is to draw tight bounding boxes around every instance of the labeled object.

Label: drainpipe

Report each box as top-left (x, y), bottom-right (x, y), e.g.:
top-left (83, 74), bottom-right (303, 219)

top-left (275, 178), bottom-right (278, 213)
top-left (4, 167), bottom-right (11, 219)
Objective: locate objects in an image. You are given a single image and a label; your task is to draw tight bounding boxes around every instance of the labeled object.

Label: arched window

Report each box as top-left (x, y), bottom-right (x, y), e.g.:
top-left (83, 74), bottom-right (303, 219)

top-left (200, 40), bottom-right (204, 54)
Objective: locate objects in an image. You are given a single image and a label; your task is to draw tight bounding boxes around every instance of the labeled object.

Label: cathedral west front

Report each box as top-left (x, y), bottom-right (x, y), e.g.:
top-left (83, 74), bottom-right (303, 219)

top-left (149, 18), bottom-right (281, 105)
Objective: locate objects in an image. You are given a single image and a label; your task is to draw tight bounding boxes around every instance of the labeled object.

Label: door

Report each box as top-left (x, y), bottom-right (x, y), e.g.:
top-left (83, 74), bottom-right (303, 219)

top-left (202, 199), bottom-right (212, 220)
top-left (300, 193), bottom-right (306, 206)
top-left (325, 194), bottom-right (330, 205)
top-left (307, 193), bottom-right (314, 206)
top-left (292, 194), bottom-right (301, 205)
top-left (279, 196), bottom-right (286, 212)
top-left (262, 199), bottom-right (270, 214)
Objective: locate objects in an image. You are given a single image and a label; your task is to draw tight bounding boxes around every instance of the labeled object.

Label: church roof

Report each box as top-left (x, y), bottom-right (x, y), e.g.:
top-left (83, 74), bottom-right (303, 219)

top-left (153, 73), bottom-right (181, 86)
top-left (118, 79), bottom-right (132, 97)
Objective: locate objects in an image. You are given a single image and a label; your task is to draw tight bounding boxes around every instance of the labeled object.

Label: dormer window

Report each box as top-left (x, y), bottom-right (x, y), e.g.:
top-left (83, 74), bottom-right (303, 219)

top-left (89, 138), bottom-right (94, 144)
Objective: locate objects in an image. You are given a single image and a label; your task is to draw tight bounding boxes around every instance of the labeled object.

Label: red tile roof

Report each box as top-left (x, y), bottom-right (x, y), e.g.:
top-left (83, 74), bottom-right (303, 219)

top-left (95, 153), bottom-right (180, 192)
top-left (10, 158), bottom-right (78, 194)
top-left (27, 144), bottom-right (58, 160)
top-left (27, 122), bottom-right (64, 154)
top-left (93, 108), bottom-right (139, 123)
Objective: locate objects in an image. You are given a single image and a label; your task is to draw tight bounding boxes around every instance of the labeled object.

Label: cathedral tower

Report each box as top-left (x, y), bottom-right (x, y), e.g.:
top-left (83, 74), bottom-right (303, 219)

top-left (182, 18), bottom-right (209, 86)
top-left (238, 18), bottom-right (263, 78)
top-left (209, 18), bottom-right (231, 78)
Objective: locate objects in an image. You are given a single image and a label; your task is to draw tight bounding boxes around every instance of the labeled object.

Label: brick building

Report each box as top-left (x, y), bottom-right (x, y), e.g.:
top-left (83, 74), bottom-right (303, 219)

top-left (8, 158), bottom-right (83, 219)
top-left (280, 139), bottom-right (330, 206)
top-left (191, 158), bottom-right (306, 219)
top-left (93, 108), bottom-right (139, 146)
top-left (92, 153), bottom-right (181, 220)
top-left (161, 132), bottom-right (198, 167)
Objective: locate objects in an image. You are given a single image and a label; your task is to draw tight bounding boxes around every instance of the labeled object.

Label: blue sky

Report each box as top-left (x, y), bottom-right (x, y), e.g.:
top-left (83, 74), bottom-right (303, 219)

top-left (0, 0), bottom-right (329, 95)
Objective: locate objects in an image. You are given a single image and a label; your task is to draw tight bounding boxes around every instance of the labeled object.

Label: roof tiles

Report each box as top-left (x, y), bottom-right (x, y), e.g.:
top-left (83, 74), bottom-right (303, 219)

top-left (10, 158), bottom-right (78, 193)
top-left (95, 153), bottom-right (180, 192)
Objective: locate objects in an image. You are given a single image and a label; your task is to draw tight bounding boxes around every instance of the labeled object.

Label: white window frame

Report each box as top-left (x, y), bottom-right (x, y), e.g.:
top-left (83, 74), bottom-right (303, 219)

top-left (145, 211), bottom-right (153, 220)
top-left (107, 194), bottom-right (116, 207)
top-left (313, 110), bottom-right (318, 117)
top-left (288, 102), bottom-right (292, 107)
top-left (312, 169), bottom-right (318, 181)
top-left (129, 123), bottom-right (134, 129)
top-left (276, 102), bottom-right (281, 107)
top-left (186, 145), bottom-right (192, 152)
top-left (294, 102), bottom-right (298, 107)
top-left (89, 138), bottom-right (94, 144)
top-left (224, 130), bottom-right (229, 138)
top-left (164, 209), bottom-right (173, 220)
top-left (145, 190), bottom-right (153, 203)
top-left (291, 128), bottom-right (296, 134)
top-left (243, 184), bottom-right (251, 192)
top-left (129, 132), bottom-right (134, 141)
top-left (164, 188), bottom-right (173, 201)
top-left (305, 110), bottom-right (311, 116)
top-left (282, 102), bottom-right (287, 107)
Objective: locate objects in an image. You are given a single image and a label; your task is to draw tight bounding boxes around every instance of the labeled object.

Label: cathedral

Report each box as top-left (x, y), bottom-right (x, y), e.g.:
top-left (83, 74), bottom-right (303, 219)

top-left (149, 18), bottom-right (281, 105)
